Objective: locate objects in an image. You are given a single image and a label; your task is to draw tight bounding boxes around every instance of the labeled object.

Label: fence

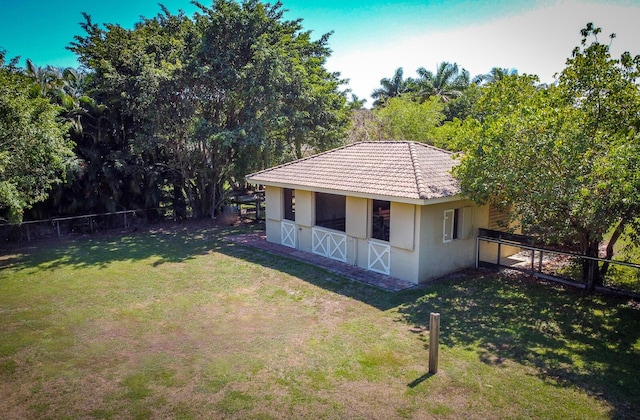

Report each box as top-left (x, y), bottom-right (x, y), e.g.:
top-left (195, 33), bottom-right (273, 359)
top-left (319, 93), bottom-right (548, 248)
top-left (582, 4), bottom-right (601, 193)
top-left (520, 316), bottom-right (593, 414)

top-left (0, 210), bottom-right (144, 243)
top-left (229, 190), bottom-right (265, 221)
top-left (476, 229), bottom-right (640, 297)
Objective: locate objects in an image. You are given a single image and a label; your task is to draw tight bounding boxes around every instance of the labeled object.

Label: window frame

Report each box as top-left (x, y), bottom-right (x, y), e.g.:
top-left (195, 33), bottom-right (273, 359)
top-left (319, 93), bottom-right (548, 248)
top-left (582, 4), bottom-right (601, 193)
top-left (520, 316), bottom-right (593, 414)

top-left (443, 208), bottom-right (460, 243)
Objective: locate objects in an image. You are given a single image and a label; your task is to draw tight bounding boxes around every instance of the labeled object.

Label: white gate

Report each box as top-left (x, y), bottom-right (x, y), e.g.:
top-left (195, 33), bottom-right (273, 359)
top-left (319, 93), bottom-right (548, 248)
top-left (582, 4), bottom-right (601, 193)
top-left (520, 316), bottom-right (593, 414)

top-left (281, 220), bottom-right (296, 249)
top-left (368, 240), bottom-right (391, 275)
top-left (312, 227), bottom-right (347, 262)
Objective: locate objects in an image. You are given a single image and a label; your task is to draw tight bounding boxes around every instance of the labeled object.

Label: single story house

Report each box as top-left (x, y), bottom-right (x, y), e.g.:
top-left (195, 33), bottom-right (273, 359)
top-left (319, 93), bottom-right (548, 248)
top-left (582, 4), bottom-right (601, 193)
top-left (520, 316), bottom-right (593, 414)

top-left (246, 141), bottom-right (508, 284)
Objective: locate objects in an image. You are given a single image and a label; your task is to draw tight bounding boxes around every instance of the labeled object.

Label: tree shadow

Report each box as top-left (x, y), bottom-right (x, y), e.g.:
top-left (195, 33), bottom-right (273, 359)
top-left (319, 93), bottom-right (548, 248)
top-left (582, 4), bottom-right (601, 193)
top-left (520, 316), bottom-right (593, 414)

top-left (394, 270), bottom-right (640, 418)
top-left (0, 220), bottom-right (252, 273)
top-left (4, 222), bottom-right (639, 416)
top-left (212, 237), bottom-right (422, 311)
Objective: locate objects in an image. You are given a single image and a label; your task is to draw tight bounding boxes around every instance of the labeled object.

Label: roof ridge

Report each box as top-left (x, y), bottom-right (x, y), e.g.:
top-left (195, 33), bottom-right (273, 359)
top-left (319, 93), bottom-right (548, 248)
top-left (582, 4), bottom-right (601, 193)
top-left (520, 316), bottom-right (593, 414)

top-left (408, 142), bottom-right (430, 200)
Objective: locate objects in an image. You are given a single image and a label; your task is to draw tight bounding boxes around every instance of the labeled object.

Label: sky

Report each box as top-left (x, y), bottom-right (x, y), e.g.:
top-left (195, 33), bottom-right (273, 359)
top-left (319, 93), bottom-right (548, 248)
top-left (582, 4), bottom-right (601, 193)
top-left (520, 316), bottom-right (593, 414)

top-left (1, 0), bottom-right (640, 104)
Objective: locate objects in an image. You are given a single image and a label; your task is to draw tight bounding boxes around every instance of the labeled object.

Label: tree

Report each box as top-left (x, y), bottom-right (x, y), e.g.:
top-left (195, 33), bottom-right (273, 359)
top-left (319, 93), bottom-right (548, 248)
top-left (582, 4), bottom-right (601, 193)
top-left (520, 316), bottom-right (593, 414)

top-left (413, 62), bottom-right (470, 102)
top-left (374, 96), bottom-right (444, 143)
top-left (0, 52), bottom-right (74, 223)
top-left (453, 24), bottom-right (640, 290)
top-left (68, 0), bottom-right (348, 219)
top-left (472, 67), bottom-right (518, 85)
top-left (371, 67), bottom-right (408, 107)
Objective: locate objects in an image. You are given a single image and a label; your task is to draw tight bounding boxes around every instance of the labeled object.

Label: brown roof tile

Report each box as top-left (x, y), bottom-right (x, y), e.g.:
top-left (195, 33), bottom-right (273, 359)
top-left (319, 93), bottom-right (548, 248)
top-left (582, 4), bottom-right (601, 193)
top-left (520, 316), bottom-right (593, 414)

top-left (246, 141), bottom-right (460, 202)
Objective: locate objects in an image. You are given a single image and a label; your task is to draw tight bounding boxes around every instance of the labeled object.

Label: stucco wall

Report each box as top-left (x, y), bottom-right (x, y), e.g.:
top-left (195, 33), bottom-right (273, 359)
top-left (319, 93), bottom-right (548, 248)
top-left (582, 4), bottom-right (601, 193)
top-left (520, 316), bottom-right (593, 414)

top-left (265, 186), bottom-right (282, 221)
top-left (265, 186), bottom-right (282, 244)
top-left (418, 200), bottom-right (485, 281)
top-left (261, 186), bottom-right (494, 283)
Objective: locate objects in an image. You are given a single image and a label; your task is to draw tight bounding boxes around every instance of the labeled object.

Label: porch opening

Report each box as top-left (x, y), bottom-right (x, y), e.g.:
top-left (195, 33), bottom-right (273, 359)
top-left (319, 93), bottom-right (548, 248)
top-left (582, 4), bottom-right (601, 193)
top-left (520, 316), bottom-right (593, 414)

top-left (371, 199), bottom-right (390, 241)
top-left (315, 192), bottom-right (346, 232)
top-left (283, 188), bottom-right (295, 221)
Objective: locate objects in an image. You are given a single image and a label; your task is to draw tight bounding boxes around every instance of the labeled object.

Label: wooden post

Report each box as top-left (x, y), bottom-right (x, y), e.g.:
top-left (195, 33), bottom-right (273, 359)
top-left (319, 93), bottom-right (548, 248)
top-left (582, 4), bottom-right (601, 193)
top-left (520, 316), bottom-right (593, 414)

top-left (429, 312), bottom-right (440, 374)
top-left (538, 250), bottom-right (544, 273)
top-left (531, 250), bottom-right (535, 272)
top-left (56, 220), bottom-right (61, 238)
top-left (497, 242), bottom-right (502, 267)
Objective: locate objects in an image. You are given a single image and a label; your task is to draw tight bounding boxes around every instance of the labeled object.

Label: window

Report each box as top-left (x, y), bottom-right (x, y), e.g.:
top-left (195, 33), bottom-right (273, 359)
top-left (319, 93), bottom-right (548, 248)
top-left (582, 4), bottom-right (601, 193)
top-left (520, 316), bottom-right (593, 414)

top-left (315, 192), bottom-right (346, 231)
top-left (443, 208), bottom-right (461, 243)
top-left (371, 200), bottom-right (390, 241)
top-left (283, 188), bottom-right (295, 221)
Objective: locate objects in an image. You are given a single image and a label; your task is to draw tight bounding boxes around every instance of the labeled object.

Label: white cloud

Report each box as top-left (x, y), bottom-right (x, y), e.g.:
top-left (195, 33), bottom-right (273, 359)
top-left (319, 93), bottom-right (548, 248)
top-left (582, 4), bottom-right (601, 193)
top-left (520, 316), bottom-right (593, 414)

top-left (328, 0), bottom-right (640, 103)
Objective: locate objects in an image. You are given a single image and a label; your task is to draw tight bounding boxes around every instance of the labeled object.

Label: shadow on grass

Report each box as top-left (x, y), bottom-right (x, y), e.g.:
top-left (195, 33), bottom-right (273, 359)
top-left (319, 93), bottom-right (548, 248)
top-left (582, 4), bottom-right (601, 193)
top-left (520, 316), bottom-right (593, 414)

top-left (5, 222), bottom-right (639, 417)
top-left (394, 271), bottom-right (640, 419)
top-left (217, 229), bottom-right (640, 418)
top-left (0, 220), bottom-right (254, 273)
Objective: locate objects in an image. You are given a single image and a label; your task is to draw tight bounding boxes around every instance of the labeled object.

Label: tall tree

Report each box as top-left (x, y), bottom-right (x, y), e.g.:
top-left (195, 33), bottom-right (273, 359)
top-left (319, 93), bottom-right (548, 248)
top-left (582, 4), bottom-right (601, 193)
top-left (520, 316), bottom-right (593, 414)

top-left (68, 0), bottom-right (348, 219)
top-left (413, 62), bottom-right (470, 102)
top-left (453, 24), bottom-right (640, 289)
top-left (0, 53), bottom-right (74, 223)
top-left (472, 67), bottom-right (518, 85)
top-left (374, 96), bottom-right (444, 142)
top-left (371, 67), bottom-right (408, 107)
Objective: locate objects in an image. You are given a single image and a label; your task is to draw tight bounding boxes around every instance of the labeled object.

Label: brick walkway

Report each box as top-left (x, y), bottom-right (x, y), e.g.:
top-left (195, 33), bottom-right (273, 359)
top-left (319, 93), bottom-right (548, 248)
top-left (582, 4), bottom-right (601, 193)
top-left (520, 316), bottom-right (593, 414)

top-left (226, 233), bottom-right (416, 292)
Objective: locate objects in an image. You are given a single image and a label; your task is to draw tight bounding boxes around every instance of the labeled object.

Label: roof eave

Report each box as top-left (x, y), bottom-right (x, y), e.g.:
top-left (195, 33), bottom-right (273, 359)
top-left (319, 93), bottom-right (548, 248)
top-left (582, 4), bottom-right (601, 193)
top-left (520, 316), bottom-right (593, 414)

top-left (245, 177), bottom-right (464, 206)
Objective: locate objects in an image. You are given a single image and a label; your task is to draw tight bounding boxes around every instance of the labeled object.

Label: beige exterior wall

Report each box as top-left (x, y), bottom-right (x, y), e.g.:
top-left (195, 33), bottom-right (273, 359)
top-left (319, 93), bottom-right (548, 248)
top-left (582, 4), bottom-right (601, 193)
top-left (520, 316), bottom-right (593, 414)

top-left (265, 186), bottom-right (282, 244)
top-left (417, 200), bottom-right (486, 281)
top-left (295, 190), bottom-right (314, 227)
top-left (390, 202), bottom-right (415, 250)
top-left (346, 197), bottom-right (368, 239)
top-left (294, 190), bottom-right (313, 252)
top-left (261, 185), bottom-right (495, 283)
top-left (265, 186), bottom-right (282, 221)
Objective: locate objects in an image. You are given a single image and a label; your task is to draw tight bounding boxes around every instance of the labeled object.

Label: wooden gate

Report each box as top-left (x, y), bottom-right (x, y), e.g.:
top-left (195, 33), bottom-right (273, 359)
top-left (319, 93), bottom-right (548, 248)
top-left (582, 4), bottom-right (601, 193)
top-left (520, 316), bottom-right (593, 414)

top-left (312, 227), bottom-right (347, 262)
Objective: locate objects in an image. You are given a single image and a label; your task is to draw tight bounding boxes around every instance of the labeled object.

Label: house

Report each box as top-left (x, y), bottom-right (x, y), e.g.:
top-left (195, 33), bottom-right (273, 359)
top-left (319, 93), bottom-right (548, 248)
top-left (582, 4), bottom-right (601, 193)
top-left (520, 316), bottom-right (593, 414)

top-left (245, 141), bottom-right (505, 284)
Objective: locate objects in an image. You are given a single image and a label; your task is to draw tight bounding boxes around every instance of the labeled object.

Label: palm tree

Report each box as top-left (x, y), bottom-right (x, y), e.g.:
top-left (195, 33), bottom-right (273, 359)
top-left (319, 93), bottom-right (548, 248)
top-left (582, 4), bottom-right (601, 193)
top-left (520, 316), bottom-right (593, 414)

top-left (25, 59), bottom-right (65, 98)
top-left (472, 67), bottom-right (518, 85)
top-left (414, 62), bottom-right (470, 102)
top-left (371, 67), bottom-right (408, 107)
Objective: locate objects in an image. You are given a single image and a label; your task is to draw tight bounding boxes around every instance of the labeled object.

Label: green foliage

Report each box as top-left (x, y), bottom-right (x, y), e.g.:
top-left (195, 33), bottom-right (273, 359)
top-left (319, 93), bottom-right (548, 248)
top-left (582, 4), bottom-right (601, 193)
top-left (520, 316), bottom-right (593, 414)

top-left (0, 53), bottom-right (74, 223)
top-left (371, 67), bottom-right (409, 107)
top-left (51, 0), bottom-right (349, 219)
top-left (453, 24), bottom-right (640, 286)
top-left (411, 62), bottom-right (471, 103)
top-left (373, 96), bottom-right (444, 142)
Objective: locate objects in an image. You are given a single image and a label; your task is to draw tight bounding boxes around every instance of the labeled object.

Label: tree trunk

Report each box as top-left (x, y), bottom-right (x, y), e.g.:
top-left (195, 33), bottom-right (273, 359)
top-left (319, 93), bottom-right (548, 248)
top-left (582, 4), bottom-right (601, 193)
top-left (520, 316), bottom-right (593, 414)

top-left (600, 219), bottom-right (626, 279)
top-left (582, 240), bottom-right (600, 291)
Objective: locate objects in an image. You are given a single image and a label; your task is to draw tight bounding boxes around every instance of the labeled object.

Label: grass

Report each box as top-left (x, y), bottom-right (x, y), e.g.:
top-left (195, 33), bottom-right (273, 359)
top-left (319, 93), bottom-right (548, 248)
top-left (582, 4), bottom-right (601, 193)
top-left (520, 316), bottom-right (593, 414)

top-left (1, 220), bottom-right (639, 419)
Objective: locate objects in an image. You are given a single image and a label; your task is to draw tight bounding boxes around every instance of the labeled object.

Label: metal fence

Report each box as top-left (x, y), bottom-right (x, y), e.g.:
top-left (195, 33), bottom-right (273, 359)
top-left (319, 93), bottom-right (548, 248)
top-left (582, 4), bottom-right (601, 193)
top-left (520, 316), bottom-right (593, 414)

top-left (477, 231), bottom-right (640, 297)
top-left (0, 210), bottom-right (145, 243)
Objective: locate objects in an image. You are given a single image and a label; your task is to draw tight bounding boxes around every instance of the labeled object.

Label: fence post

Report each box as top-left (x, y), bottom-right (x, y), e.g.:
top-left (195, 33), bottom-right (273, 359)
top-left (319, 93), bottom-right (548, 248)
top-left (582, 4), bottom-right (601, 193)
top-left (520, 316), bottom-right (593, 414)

top-left (497, 242), bottom-right (502, 267)
top-left (56, 221), bottom-right (61, 238)
top-left (538, 251), bottom-right (543, 273)
top-left (531, 250), bottom-right (535, 272)
top-left (429, 312), bottom-right (440, 374)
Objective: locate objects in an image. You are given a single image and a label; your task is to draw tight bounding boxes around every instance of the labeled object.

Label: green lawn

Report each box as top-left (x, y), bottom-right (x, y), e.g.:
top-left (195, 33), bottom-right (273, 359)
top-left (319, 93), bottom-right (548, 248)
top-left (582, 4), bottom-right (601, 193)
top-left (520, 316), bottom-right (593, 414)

top-left (1, 221), bottom-right (639, 419)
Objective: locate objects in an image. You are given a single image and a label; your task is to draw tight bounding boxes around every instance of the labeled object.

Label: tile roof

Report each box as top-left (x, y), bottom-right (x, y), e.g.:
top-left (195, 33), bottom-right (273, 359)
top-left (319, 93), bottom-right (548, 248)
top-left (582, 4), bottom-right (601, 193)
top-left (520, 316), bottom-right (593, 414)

top-left (246, 141), bottom-right (460, 202)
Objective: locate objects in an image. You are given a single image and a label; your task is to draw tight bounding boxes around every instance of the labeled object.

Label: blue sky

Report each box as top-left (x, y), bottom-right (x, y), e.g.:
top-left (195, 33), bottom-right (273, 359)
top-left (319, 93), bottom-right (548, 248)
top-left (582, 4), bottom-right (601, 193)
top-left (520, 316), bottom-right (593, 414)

top-left (1, 0), bottom-right (639, 102)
